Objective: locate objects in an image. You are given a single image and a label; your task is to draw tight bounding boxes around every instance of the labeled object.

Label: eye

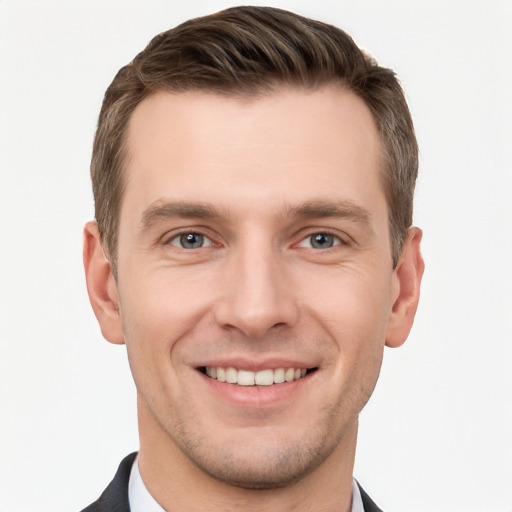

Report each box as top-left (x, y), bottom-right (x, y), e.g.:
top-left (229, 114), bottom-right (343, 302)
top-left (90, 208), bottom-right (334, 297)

top-left (298, 232), bottom-right (342, 249)
top-left (168, 232), bottom-right (213, 249)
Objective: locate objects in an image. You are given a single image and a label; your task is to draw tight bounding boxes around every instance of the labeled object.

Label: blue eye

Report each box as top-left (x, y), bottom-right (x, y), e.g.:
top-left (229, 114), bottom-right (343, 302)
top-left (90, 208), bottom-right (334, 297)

top-left (310, 233), bottom-right (335, 249)
top-left (169, 232), bottom-right (212, 249)
top-left (298, 232), bottom-right (341, 249)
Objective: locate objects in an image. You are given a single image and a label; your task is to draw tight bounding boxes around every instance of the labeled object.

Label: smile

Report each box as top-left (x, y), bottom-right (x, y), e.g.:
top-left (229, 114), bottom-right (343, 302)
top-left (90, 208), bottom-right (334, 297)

top-left (202, 367), bottom-right (314, 386)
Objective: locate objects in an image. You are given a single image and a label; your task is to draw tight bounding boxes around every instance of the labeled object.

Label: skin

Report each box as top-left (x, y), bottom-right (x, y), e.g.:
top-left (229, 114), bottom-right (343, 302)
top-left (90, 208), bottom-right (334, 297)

top-left (84, 86), bottom-right (424, 511)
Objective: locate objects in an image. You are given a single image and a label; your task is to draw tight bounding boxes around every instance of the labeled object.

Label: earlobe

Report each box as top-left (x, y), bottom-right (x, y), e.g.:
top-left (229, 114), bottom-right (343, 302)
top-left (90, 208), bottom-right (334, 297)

top-left (385, 227), bottom-right (425, 348)
top-left (83, 221), bottom-right (125, 345)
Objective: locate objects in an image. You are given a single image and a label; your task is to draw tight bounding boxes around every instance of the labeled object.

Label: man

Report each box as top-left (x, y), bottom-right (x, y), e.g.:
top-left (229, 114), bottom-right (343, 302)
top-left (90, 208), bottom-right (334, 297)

top-left (81, 6), bottom-right (424, 512)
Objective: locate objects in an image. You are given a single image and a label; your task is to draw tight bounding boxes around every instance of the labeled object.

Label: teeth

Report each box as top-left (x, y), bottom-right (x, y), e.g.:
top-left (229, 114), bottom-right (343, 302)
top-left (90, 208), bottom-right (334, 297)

top-left (204, 366), bottom-right (309, 386)
top-left (255, 369), bottom-right (274, 386)
top-left (238, 369), bottom-right (255, 386)
top-left (226, 367), bottom-right (237, 384)
top-left (273, 368), bottom-right (285, 384)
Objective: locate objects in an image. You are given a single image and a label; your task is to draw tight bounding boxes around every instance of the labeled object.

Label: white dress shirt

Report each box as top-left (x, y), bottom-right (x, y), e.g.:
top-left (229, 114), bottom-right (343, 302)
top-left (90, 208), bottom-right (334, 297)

top-left (128, 455), bottom-right (365, 512)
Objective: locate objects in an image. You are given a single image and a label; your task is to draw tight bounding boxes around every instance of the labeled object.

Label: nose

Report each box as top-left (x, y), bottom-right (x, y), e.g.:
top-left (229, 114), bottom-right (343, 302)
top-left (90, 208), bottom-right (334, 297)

top-left (213, 240), bottom-right (299, 339)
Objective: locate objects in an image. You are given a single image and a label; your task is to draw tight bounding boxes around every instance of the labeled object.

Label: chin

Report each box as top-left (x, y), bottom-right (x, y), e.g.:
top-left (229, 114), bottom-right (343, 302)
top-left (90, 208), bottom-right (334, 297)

top-left (170, 416), bottom-right (352, 490)
top-left (191, 441), bottom-right (330, 489)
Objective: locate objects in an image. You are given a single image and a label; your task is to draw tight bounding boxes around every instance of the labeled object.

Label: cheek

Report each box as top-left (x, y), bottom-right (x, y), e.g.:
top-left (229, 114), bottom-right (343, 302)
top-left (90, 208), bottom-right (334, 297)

top-left (118, 265), bottom-right (229, 401)
top-left (117, 275), bottom-right (202, 386)
top-left (119, 266), bottom-right (216, 341)
top-left (306, 268), bottom-right (391, 384)
top-left (306, 265), bottom-right (393, 335)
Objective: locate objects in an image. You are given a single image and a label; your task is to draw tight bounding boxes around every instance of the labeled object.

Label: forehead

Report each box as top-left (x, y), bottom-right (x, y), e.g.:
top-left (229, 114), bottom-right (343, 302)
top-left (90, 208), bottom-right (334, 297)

top-left (122, 86), bottom-right (384, 223)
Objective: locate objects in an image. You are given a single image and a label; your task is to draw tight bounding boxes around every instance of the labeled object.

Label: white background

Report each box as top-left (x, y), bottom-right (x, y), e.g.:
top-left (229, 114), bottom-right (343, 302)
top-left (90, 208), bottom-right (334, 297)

top-left (1, 1), bottom-right (511, 511)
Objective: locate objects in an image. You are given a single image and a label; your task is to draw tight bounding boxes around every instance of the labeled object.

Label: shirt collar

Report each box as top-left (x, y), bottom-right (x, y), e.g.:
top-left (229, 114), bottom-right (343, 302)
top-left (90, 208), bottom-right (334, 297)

top-left (128, 455), bottom-right (165, 512)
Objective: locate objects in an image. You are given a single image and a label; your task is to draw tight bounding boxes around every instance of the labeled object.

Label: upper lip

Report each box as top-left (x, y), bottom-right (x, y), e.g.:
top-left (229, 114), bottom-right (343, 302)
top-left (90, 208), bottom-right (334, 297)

top-left (195, 357), bottom-right (318, 372)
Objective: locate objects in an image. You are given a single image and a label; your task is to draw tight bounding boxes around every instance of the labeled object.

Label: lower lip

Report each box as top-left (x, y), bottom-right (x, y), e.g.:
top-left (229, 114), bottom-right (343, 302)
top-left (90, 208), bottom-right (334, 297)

top-left (198, 370), bottom-right (314, 407)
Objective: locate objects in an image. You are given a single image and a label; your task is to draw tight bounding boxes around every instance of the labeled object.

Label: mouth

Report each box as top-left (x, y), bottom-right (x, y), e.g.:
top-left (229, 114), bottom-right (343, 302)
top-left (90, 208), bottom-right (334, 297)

top-left (199, 366), bottom-right (317, 386)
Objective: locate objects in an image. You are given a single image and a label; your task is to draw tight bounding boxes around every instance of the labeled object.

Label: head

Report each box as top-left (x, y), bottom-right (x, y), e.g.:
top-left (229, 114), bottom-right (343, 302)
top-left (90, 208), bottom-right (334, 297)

top-left (84, 6), bottom-right (424, 502)
top-left (91, 6), bottom-right (418, 278)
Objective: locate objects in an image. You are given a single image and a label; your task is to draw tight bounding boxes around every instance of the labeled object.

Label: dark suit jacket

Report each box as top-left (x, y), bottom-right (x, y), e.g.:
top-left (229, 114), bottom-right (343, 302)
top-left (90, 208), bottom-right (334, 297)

top-left (80, 452), bottom-right (383, 512)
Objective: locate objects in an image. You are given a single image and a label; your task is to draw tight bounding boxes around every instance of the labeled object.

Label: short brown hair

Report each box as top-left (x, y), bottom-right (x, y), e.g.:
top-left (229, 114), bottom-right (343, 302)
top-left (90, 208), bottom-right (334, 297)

top-left (91, 6), bottom-right (418, 276)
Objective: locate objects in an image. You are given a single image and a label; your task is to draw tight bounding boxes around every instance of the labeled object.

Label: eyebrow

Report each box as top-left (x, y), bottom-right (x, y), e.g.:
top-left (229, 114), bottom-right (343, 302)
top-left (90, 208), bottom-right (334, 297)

top-left (140, 201), bottom-right (223, 230)
top-left (140, 199), bottom-right (372, 230)
top-left (284, 200), bottom-right (372, 226)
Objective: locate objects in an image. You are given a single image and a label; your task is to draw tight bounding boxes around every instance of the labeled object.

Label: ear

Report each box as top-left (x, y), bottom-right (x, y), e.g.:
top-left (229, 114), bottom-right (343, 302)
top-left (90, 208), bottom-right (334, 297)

top-left (385, 227), bottom-right (425, 348)
top-left (83, 221), bottom-right (125, 345)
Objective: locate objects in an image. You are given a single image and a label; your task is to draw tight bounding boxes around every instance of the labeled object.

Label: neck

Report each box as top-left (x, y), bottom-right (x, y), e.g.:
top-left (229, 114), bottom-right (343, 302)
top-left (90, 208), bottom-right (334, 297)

top-left (136, 397), bottom-right (358, 512)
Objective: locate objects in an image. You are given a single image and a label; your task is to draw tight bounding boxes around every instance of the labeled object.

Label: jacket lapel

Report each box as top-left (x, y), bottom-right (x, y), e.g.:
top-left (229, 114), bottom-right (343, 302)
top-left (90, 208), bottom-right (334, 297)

top-left (80, 452), bottom-right (137, 512)
top-left (358, 482), bottom-right (384, 512)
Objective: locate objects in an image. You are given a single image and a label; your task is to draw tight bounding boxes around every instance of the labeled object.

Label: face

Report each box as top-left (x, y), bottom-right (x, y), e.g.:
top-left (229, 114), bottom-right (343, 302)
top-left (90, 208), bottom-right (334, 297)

top-left (88, 87), bottom-right (421, 488)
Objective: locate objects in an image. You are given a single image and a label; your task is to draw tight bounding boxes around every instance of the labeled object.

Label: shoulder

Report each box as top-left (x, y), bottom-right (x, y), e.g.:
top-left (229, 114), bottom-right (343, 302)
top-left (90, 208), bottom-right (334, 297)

top-left (79, 452), bottom-right (137, 512)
